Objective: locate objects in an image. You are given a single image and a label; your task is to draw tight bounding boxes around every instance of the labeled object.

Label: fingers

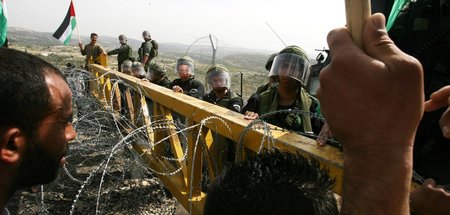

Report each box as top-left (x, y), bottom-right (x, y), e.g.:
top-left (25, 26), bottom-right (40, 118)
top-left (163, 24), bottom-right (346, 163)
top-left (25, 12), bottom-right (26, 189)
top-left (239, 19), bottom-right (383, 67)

top-left (244, 111), bottom-right (259, 120)
top-left (423, 178), bottom-right (437, 187)
top-left (425, 86), bottom-right (450, 112)
top-left (439, 109), bottom-right (450, 138)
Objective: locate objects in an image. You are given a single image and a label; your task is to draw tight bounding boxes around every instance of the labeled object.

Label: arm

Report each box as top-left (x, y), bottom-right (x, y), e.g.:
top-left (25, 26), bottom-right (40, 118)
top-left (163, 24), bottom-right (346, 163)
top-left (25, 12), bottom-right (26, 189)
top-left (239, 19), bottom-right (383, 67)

top-left (317, 13), bottom-right (423, 215)
top-left (107, 45), bottom-right (127, 56)
top-left (79, 42), bottom-right (86, 55)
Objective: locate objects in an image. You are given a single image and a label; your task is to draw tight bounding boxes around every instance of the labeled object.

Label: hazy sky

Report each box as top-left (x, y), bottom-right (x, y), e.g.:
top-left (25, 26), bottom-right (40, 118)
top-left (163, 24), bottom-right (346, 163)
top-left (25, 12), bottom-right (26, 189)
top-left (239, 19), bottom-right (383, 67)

top-left (8, 0), bottom-right (346, 53)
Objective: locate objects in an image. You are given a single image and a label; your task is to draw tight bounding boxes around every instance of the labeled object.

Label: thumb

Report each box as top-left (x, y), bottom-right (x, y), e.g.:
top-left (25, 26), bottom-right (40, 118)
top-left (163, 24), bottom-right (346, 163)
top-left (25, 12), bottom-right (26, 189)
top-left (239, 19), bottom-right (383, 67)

top-left (362, 13), bottom-right (401, 61)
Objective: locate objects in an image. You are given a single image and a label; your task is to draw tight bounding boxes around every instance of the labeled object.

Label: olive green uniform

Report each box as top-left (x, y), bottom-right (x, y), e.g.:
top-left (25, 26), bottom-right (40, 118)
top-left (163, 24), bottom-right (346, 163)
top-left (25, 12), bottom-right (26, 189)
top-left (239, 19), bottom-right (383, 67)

top-left (80, 43), bottom-right (105, 68)
top-left (107, 44), bottom-right (133, 72)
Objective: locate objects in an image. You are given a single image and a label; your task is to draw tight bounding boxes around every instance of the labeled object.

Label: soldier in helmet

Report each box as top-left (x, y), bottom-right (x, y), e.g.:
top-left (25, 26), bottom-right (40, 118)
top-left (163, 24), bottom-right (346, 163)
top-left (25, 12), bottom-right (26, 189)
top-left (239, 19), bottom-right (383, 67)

top-left (107, 34), bottom-right (134, 72)
top-left (171, 56), bottom-right (205, 99)
top-left (138, 31), bottom-right (158, 72)
top-left (121, 60), bottom-right (133, 76)
top-left (148, 58), bottom-right (171, 89)
top-left (131, 62), bottom-right (146, 79)
top-left (243, 45), bottom-right (322, 134)
top-left (243, 52), bottom-right (279, 114)
top-left (203, 64), bottom-right (242, 113)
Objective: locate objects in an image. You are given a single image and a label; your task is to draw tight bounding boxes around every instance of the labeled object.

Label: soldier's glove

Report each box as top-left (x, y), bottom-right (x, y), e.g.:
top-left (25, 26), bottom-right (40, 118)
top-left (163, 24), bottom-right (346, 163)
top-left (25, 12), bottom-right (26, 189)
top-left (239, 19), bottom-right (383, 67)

top-left (285, 113), bottom-right (302, 129)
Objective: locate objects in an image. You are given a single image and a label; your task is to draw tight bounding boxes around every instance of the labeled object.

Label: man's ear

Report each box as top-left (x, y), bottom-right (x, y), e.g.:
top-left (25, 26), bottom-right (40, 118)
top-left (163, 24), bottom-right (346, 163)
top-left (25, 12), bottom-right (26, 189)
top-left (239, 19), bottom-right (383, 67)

top-left (0, 128), bottom-right (26, 164)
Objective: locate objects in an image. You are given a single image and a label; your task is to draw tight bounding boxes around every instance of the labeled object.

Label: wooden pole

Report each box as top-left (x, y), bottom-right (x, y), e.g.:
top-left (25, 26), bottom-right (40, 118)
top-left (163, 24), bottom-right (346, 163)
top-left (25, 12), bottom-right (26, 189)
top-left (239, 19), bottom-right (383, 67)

top-left (345, 0), bottom-right (371, 48)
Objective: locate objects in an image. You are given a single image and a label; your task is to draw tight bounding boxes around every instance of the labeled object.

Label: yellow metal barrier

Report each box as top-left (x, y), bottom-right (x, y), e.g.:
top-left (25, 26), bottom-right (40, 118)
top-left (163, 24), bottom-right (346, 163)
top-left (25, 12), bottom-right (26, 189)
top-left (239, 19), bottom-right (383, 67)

top-left (87, 64), bottom-right (344, 215)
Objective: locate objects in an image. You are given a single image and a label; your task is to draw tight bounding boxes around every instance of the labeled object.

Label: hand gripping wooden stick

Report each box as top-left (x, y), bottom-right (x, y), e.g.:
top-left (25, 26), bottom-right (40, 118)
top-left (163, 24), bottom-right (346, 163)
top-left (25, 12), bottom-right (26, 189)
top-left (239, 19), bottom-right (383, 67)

top-left (345, 0), bottom-right (371, 48)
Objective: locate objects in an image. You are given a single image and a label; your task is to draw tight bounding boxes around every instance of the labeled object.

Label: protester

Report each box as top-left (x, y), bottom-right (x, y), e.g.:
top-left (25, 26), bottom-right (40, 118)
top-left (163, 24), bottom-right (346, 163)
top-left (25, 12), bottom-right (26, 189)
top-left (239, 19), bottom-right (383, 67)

top-left (204, 149), bottom-right (339, 215)
top-left (0, 48), bottom-right (77, 214)
top-left (317, 13), bottom-right (423, 214)
top-left (78, 33), bottom-right (106, 68)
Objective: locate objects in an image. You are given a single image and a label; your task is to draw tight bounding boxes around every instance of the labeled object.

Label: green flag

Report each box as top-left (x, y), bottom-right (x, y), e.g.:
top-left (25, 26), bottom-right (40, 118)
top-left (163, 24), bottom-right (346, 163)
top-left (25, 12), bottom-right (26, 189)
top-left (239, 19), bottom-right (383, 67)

top-left (386, 0), bottom-right (410, 32)
top-left (0, 0), bottom-right (7, 47)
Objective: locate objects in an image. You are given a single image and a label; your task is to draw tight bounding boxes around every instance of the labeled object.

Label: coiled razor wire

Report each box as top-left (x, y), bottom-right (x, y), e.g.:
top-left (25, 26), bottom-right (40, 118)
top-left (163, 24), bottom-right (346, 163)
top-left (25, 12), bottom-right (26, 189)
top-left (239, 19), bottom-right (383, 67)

top-left (57, 67), bottom-right (345, 215)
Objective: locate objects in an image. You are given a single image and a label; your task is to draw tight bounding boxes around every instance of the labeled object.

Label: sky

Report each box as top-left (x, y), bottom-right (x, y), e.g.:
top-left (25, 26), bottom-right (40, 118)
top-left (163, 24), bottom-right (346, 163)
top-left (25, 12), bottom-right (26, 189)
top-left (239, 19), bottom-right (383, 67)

top-left (7, 0), bottom-right (346, 54)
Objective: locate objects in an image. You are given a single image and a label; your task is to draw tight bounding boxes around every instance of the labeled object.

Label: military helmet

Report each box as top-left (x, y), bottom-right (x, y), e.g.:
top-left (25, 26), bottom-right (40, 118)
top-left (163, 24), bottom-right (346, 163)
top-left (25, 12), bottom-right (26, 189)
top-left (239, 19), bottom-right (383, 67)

top-left (142, 31), bottom-right (151, 40)
top-left (131, 62), bottom-right (146, 78)
top-left (265, 52), bottom-right (278, 71)
top-left (121, 60), bottom-right (132, 73)
top-left (176, 56), bottom-right (195, 76)
top-left (269, 45), bottom-right (311, 86)
top-left (119, 34), bottom-right (127, 43)
top-left (206, 64), bottom-right (231, 89)
top-left (148, 58), bottom-right (167, 79)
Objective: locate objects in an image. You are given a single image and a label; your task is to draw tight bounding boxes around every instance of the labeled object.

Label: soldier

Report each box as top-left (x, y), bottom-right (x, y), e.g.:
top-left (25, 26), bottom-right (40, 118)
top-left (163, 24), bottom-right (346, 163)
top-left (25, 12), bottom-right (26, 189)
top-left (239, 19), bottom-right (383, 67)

top-left (243, 45), bottom-right (322, 134)
top-left (203, 64), bottom-right (242, 113)
top-left (107, 34), bottom-right (134, 72)
top-left (138, 31), bottom-right (158, 72)
top-left (148, 58), bottom-right (171, 89)
top-left (171, 56), bottom-right (205, 99)
top-left (131, 62), bottom-right (146, 79)
top-left (243, 52), bottom-right (279, 114)
top-left (78, 33), bottom-right (105, 69)
top-left (121, 60), bottom-right (133, 76)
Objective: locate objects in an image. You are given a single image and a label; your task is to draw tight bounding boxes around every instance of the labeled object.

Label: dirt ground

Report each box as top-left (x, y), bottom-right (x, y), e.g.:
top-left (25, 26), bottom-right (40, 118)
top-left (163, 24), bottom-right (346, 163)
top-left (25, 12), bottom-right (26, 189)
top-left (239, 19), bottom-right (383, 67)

top-left (6, 74), bottom-right (191, 214)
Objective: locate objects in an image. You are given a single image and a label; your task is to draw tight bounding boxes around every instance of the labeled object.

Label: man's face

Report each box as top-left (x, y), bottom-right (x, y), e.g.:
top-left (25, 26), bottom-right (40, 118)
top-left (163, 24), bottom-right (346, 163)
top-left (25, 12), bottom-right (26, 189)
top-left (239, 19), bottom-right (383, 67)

top-left (13, 74), bottom-right (76, 187)
top-left (90, 35), bottom-right (98, 44)
top-left (178, 65), bottom-right (191, 80)
top-left (211, 76), bottom-right (226, 89)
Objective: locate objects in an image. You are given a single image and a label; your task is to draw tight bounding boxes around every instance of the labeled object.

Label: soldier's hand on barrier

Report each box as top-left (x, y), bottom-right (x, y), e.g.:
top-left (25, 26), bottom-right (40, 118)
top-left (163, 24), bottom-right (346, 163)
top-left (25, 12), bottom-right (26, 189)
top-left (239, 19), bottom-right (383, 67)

top-left (172, 85), bottom-right (183, 93)
top-left (316, 13), bottom-right (423, 149)
top-left (244, 111), bottom-right (259, 120)
top-left (424, 86), bottom-right (450, 138)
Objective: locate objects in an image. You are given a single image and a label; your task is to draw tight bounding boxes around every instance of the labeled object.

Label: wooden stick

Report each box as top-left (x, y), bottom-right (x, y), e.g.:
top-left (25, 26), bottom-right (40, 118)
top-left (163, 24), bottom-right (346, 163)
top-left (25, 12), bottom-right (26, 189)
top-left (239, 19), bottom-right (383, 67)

top-left (345, 0), bottom-right (371, 48)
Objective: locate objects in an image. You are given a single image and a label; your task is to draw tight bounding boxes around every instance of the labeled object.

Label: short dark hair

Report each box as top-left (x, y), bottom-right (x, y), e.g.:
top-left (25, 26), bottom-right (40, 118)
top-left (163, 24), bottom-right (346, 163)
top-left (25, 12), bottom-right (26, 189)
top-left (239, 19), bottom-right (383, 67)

top-left (204, 149), bottom-right (339, 215)
top-left (0, 48), bottom-right (66, 136)
top-left (90, 33), bottom-right (98, 37)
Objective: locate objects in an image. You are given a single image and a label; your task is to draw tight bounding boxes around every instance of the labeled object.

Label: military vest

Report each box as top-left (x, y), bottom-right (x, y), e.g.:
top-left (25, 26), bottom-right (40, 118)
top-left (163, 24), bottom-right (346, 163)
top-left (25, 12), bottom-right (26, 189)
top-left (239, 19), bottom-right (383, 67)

top-left (259, 86), bottom-right (313, 133)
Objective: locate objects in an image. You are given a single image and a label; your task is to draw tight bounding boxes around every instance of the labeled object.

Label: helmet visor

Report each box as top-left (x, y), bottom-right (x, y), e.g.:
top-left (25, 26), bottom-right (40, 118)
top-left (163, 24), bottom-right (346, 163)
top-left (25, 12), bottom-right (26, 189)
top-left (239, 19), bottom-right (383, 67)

top-left (176, 60), bottom-right (195, 76)
top-left (269, 53), bottom-right (310, 84)
top-left (207, 70), bottom-right (230, 89)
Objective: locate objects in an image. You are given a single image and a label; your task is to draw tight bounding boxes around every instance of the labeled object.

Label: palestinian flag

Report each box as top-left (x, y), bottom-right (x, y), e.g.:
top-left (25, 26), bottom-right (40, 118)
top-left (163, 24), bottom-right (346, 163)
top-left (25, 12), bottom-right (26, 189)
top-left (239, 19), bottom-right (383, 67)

top-left (53, 0), bottom-right (76, 45)
top-left (0, 0), bottom-right (7, 47)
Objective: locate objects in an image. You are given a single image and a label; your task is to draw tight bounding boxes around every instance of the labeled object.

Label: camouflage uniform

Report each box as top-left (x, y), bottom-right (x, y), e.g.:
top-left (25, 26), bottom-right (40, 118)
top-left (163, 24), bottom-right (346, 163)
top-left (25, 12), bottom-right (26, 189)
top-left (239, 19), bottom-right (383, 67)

top-left (138, 40), bottom-right (152, 71)
top-left (203, 90), bottom-right (242, 113)
top-left (107, 44), bottom-right (133, 72)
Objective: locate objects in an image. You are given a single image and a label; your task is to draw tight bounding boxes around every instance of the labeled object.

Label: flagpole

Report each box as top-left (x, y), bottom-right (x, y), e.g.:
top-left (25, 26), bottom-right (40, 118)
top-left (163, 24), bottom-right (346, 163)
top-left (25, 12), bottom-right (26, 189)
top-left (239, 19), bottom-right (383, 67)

top-left (72, 0), bottom-right (81, 44)
top-left (345, 0), bottom-right (371, 48)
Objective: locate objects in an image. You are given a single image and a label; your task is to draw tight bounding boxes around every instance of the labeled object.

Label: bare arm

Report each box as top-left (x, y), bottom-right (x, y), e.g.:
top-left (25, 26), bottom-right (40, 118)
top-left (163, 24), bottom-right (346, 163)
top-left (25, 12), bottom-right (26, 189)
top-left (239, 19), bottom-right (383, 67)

top-left (317, 13), bottom-right (423, 215)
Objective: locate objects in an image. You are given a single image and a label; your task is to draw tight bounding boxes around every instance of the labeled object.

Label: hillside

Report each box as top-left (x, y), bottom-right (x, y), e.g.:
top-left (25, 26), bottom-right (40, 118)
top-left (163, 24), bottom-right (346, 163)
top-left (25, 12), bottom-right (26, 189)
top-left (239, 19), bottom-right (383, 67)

top-left (8, 27), bottom-right (276, 99)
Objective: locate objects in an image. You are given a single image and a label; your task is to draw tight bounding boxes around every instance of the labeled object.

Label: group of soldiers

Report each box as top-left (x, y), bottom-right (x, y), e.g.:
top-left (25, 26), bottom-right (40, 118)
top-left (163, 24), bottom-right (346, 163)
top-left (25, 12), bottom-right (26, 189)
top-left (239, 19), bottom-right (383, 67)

top-left (78, 28), bottom-right (330, 143)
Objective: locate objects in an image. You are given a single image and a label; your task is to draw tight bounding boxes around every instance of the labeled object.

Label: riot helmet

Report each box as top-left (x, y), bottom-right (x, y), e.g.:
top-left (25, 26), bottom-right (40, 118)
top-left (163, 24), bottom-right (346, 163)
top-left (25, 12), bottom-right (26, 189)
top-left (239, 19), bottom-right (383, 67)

top-left (121, 60), bottom-right (132, 74)
top-left (131, 62), bottom-right (146, 79)
top-left (206, 64), bottom-right (231, 89)
top-left (265, 52), bottom-right (278, 71)
top-left (119, 34), bottom-right (127, 44)
top-left (148, 58), bottom-right (167, 81)
top-left (269, 45), bottom-right (311, 86)
top-left (176, 56), bottom-right (195, 80)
